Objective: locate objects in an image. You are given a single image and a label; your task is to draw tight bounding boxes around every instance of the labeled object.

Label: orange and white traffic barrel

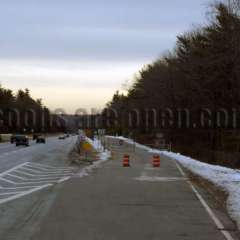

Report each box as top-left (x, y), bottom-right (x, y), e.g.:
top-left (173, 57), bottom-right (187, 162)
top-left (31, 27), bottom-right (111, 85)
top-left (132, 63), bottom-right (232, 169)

top-left (152, 154), bottom-right (160, 167)
top-left (123, 154), bottom-right (130, 167)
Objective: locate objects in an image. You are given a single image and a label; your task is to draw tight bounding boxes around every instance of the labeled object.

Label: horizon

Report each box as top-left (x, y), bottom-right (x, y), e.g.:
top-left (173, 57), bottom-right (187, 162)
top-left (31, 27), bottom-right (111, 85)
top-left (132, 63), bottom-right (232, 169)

top-left (0, 0), bottom-right (209, 113)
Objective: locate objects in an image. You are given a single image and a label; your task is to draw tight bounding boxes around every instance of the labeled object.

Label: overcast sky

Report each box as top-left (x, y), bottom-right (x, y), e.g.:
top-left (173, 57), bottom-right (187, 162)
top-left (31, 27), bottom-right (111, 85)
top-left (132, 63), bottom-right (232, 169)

top-left (0, 0), bottom-right (210, 113)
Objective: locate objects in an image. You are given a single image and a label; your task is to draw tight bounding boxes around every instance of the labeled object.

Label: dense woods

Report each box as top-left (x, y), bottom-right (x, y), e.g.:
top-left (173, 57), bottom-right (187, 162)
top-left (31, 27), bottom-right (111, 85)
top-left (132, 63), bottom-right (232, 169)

top-left (105, 1), bottom-right (240, 168)
top-left (0, 86), bottom-right (64, 134)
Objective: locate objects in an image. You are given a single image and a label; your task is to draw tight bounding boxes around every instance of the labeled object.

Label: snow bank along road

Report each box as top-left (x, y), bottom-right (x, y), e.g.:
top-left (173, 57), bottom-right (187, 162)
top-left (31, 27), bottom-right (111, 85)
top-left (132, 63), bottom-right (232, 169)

top-left (32, 137), bottom-right (240, 240)
top-left (111, 136), bottom-right (240, 235)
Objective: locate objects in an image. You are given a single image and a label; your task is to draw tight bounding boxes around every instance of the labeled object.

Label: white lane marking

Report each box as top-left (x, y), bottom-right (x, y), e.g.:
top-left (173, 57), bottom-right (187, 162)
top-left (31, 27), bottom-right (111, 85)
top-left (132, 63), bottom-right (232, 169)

top-left (24, 165), bottom-right (54, 172)
top-left (21, 166), bottom-right (50, 174)
top-left (13, 169), bottom-right (71, 178)
top-left (21, 166), bottom-right (72, 176)
top-left (25, 164), bottom-right (60, 172)
top-left (0, 186), bottom-right (37, 190)
top-left (0, 184), bottom-right (52, 205)
top-left (176, 163), bottom-right (234, 240)
top-left (6, 173), bottom-right (27, 180)
top-left (0, 191), bottom-right (23, 196)
top-left (22, 166), bottom-right (73, 174)
top-left (57, 176), bottom-right (71, 183)
top-left (0, 162), bottom-right (28, 177)
top-left (175, 163), bottom-right (187, 177)
top-left (19, 176), bottom-right (64, 181)
top-left (0, 177), bottom-right (16, 184)
top-left (13, 169), bottom-right (37, 177)
top-left (29, 162), bottom-right (75, 170)
top-left (0, 162), bottom-right (75, 204)
top-left (0, 177), bottom-right (56, 185)
top-left (21, 166), bottom-right (72, 175)
top-left (135, 176), bottom-right (187, 182)
top-left (15, 180), bottom-right (58, 185)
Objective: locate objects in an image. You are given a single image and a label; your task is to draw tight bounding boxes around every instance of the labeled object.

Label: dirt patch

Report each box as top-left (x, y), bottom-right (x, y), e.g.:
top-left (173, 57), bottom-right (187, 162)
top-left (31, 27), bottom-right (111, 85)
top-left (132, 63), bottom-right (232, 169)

top-left (186, 169), bottom-right (228, 209)
top-left (183, 167), bottom-right (240, 239)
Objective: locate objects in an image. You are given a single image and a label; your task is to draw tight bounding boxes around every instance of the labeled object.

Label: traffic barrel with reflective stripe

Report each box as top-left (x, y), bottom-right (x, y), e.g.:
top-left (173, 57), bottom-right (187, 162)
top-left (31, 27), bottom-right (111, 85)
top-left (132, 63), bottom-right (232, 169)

top-left (123, 154), bottom-right (130, 167)
top-left (152, 155), bottom-right (160, 167)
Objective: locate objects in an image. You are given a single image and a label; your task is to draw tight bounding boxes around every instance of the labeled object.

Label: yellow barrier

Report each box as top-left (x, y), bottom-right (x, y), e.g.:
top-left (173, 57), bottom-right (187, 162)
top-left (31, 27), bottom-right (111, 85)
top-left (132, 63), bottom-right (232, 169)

top-left (82, 141), bottom-right (93, 152)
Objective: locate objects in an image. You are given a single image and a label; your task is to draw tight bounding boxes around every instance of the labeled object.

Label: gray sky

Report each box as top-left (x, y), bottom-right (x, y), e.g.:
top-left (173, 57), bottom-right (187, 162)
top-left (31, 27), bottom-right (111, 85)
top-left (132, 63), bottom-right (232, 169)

top-left (0, 0), bottom-right (210, 113)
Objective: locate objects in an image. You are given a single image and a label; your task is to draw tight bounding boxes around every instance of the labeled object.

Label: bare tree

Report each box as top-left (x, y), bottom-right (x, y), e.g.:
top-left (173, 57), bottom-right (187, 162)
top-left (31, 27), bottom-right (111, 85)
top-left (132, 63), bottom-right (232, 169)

top-left (227, 0), bottom-right (240, 14)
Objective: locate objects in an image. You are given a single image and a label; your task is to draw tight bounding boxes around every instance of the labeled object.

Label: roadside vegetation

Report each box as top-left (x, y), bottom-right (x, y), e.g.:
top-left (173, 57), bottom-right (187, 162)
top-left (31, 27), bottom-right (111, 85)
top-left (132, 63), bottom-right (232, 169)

top-left (105, 1), bottom-right (240, 168)
top-left (0, 86), bottom-right (64, 134)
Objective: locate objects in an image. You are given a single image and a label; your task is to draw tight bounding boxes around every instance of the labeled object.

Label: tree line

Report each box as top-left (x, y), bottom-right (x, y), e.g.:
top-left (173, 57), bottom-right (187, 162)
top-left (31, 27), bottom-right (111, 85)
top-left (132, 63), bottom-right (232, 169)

top-left (0, 86), bottom-right (65, 134)
top-left (104, 1), bottom-right (240, 167)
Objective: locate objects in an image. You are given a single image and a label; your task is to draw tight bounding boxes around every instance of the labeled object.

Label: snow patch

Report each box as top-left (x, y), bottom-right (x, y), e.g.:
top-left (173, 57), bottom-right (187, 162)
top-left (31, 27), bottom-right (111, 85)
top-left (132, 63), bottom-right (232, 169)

top-left (76, 137), bottom-right (111, 178)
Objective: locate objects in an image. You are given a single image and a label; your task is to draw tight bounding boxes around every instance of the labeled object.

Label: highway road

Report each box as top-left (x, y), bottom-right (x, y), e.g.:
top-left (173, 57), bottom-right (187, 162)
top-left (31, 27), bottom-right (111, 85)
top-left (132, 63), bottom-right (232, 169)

top-left (0, 136), bottom-right (79, 239)
top-left (0, 136), bottom-right (239, 240)
top-left (30, 138), bottom-right (240, 240)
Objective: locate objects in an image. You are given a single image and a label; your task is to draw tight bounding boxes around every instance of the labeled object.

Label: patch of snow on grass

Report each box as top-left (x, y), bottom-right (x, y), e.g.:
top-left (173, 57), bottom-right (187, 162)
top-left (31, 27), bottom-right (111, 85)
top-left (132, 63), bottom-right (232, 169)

top-left (76, 137), bottom-right (111, 178)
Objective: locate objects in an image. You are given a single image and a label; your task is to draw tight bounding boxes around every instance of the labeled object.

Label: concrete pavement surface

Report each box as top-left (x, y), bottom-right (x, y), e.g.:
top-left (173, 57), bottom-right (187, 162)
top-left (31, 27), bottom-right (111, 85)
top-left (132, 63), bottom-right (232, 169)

top-left (0, 136), bottom-right (79, 240)
top-left (32, 139), bottom-right (239, 240)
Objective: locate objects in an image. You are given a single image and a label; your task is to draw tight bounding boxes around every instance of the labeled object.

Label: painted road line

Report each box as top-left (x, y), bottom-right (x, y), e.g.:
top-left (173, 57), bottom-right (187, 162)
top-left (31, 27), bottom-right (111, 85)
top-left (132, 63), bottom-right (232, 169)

top-left (6, 173), bottom-right (27, 180)
top-left (0, 177), bottom-right (56, 185)
top-left (22, 166), bottom-right (73, 174)
top-left (0, 186), bottom-right (39, 190)
top-left (19, 176), bottom-right (69, 182)
top-left (29, 162), bottom-right (75, 170)
top-left (0, 184), bottom-right (52, 205)
top-left (0, 191), bottom-right (23, 196)
top-left (21, 166), bottom-right (50, 174)
top-left (26, 165), bottom-right (74, 173)
top-left (57, 176), bottom-right (71, 183)
top-left (15, 179), bottom-right (58, 185)
top-left (135, 176), bottom-right (187, 182)
top-left (25, 163), bottom-right (74, 171)
top-left (0, 177), bottom-right (16, 184)
top-left (24, 164), bottom-right (53, 172)
top-left (18, 168), bottom-right (72, 177)
top-left (21, 166), bottom-right (73, 175)
top-left (0, 162), bottom-right (29, 177)
top-left (13, 169), bottom-right (37, 177)
top-left (13, 169), bottom-right (71, 178)
top-left (25, 164), bottom-right (57, 172)
top-left (13, 170), bottom-right (72, 179)
top-left (0, 162), bottom-right (75, 205)
top-left (2, 176), bottom-right (64, 185)
top-left (175, 163), bottom-right (187, 177)
top-left (176, 163), bottom-right (234, 240)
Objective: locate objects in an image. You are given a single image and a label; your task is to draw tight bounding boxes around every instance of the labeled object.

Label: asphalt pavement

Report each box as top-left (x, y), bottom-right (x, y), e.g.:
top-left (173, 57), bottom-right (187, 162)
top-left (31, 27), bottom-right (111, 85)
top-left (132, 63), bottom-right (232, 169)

top-left (31, 138), bottom-right (239, 240)
top-left (0, 136), bottom-right (79, 240)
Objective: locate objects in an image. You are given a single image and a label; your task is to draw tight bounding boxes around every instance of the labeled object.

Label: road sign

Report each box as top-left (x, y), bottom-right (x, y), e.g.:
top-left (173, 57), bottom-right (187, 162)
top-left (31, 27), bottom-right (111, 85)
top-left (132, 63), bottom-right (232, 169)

top-left (82, 142), bottom-right (92, 151)
top-left (98, 129), bottom-right (106, 135)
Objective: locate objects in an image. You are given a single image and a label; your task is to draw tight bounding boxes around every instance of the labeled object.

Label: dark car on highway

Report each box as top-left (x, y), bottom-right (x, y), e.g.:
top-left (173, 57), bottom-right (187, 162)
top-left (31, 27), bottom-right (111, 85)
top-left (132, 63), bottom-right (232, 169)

top-left (15, 135), bottom-right (29, 147)
top-left (33, 134), bottom-right (41, 140)
top-left (36, 136), bottom-right (46, 144)
top-left (58, 135), bottom-right (66, 140)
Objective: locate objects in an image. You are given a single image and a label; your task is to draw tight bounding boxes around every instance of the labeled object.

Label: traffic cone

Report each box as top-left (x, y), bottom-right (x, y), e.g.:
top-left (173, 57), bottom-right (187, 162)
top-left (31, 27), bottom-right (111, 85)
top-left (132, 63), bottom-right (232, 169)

top-left (123, 154), bottom-right (130, 167)
top-left (152, 155), bottom-right (160, 167)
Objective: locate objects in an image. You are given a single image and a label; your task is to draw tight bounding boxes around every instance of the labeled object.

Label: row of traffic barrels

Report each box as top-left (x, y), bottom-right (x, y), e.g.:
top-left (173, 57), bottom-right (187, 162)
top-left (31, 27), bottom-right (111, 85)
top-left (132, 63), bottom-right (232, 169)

top-left (122, 154), bottom-right (160, 167)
